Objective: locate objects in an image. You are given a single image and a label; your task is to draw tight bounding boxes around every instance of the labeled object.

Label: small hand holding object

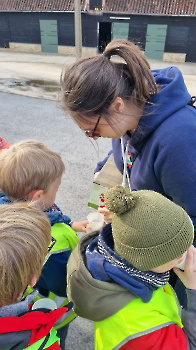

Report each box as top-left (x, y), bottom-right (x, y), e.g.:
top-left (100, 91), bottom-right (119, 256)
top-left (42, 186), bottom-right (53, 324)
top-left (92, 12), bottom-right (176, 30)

top-left (71, 220), bottom-right (89, 233)
top-left (87, 212), bottom-right (104, 231)
top-left (173, 245), bottom-right (196, 290)
top-left (85, 223), bottom-right (92, 234)
top-left (98, 206), bottom-right (114, 223)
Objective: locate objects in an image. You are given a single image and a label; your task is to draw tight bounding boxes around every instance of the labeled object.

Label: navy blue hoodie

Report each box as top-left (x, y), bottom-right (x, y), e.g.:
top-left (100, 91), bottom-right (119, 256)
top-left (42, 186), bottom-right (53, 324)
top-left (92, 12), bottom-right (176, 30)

top-left (95, 67), bottom-right (196, 233)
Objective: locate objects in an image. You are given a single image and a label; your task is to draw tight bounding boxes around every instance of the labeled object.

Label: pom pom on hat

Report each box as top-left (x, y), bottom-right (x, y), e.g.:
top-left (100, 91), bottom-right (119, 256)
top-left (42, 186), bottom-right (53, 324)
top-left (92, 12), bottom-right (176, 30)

top-left (104, 185), bottom-right (135, 214)
top-left (103, 187), bottom-right (194, 271)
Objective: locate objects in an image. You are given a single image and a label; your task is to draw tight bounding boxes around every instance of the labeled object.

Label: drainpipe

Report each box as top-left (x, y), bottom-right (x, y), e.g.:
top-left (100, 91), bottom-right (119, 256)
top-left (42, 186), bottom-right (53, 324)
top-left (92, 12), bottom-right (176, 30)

top-left (74, 0), bottom-right (82, 60)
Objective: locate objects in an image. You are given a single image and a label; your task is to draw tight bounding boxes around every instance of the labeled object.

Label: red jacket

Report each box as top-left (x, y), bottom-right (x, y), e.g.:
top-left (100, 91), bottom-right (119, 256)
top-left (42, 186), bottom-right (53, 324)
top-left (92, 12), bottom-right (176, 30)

top-left (120, 324), bottom-right (187, 350)
top-left (0, 303), bottom-right (73, 350)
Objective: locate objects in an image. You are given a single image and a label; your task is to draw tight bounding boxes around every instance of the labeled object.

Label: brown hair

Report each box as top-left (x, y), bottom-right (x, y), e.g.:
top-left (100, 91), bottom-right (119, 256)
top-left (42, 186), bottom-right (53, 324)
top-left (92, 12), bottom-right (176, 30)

top-left (61, 39), bottom-right (157, 125)
top-left (0, 202), bottom-right (51, 306)
top-left (0, 140), bottom-right (65, 200)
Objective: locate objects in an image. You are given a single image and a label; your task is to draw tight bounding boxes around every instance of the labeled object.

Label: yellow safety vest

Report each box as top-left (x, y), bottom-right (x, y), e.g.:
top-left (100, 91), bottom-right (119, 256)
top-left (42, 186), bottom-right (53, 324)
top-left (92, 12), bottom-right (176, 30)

top-left (24, 223), bottom-right (79, 329)
top-left (94, 283), bottom-right (183, 350)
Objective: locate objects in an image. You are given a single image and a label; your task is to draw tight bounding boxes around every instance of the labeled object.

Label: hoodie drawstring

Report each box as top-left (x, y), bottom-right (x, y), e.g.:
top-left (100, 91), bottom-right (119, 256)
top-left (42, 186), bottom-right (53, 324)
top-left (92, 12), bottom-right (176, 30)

top-left (121, 137), bottom-right (131, 192)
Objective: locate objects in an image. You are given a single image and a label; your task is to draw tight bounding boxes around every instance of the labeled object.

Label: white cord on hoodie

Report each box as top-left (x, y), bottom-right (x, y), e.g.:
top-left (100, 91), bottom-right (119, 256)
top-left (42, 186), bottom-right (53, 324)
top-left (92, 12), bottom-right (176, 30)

top-left (120, 137), bottom-right (131, 192)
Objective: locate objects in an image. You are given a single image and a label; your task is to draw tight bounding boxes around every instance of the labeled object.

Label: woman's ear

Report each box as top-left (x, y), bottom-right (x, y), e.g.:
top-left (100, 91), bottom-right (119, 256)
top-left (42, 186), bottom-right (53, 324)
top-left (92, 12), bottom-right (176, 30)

top-left (109, 97), bottom-right (125, 113)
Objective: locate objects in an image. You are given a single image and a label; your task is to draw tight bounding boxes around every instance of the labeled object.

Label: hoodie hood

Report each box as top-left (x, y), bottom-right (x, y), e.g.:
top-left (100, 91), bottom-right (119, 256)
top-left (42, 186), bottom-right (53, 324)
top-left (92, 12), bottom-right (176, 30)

top-left (130, 67), bottom-right (191, 147)
top-left (0, 291), bottom-right (37, 318)
top-left (45, 203), bottom-right (71, 227)
top-left (112, 66), bottom-right (192, 173)
top-left (67, 231), bottom-right (136, 322)
top-left (0, 195), bottom-right (71, 227)
top-left (0, 193), bottom-right (11, 204)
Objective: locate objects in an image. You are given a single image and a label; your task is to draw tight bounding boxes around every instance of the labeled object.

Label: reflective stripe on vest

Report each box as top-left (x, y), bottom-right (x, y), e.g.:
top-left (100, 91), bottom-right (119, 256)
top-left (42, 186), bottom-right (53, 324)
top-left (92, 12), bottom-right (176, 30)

top-left (45, 222), bottom-right (79, 263)
top-left (23, 286), bottom-right (77, 329)
top-left (23, 223), bottom-right (79, 329)
top-left (26, 328), bottom-right (59, 350)
top-left (94, 284), bottom-right (183, 350)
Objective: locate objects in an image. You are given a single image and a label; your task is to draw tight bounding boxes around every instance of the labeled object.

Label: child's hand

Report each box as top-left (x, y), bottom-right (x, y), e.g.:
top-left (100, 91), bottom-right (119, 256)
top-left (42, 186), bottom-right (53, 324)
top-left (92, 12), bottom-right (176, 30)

top-left (98, 206), bottom-right (114, 223)
top-left (173, 245), bottom-right (196, 290)
top-left (71, 220), bottom-right (89, 233)
top-left (85, 223), bottom-right (92, 234)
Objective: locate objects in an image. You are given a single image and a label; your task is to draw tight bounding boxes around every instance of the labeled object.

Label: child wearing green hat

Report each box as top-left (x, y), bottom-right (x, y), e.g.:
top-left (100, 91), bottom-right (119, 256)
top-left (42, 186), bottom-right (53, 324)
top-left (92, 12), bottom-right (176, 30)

top-left (67, 186), bottom-right (196, 350)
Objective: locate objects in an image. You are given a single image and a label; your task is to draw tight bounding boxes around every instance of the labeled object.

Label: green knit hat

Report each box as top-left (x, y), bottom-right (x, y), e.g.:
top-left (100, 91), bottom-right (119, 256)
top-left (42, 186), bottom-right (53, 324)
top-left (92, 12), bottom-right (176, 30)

top-left (104, 186), bottom-right (194, 271)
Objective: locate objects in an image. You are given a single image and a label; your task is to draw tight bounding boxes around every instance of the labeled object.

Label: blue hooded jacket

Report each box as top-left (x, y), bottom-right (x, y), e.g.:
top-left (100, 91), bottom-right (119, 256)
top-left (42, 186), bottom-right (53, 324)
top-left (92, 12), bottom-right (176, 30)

top-left (0, 194), bottom-right (71, 227)
top-left (95, 67), bottom-right (196, 233)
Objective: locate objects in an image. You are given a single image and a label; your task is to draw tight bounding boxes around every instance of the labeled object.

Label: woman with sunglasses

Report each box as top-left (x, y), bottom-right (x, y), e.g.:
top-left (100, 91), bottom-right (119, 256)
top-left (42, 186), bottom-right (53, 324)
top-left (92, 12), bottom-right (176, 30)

top-left (61, 39), bottom-right (196, 305)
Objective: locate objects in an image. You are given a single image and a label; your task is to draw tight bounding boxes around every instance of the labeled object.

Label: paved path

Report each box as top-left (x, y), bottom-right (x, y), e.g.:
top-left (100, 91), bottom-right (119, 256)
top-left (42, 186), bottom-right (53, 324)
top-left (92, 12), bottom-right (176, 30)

top-left (0, 49), bottom-right (196, 99)
top-left (0, 49), bottom-right (76, 100)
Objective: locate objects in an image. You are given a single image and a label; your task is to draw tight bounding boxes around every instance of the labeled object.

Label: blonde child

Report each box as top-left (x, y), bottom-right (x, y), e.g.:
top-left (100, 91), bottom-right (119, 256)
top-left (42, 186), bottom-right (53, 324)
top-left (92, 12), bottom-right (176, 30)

top-left (0, 139), bottom-right (87, 348)
top-left (0, 202), bottom-right (72, 350)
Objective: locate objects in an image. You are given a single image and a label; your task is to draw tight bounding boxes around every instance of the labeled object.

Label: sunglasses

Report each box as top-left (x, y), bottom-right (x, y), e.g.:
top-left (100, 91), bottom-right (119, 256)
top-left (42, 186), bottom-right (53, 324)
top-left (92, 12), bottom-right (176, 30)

top-left (85, 115), bottom-right (101, 138)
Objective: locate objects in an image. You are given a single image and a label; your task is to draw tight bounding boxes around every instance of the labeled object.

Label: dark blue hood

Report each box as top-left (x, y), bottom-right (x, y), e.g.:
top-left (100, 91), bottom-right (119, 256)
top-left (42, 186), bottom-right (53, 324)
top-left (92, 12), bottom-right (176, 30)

top-left (0, 193), bottom-right (11, 203)
top-left (86, 224), bottom-right (156, 303)
top-left (112, 66), bottom-right (191, 173)
top-left (0, 194), bottom-right (71, 227)
top-left (130, 67), bottom-right (190, 145)
top-left (45, 203), bottom-right (71, 227)
top-left (95, 66), bottom-right (191, 175)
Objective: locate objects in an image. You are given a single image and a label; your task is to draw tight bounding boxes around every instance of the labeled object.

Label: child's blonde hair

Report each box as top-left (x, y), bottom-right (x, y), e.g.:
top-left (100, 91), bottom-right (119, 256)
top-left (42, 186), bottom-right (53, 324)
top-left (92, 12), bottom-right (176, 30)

top-left (0, 202), bottom-right (51, 306)
top-left (0, 140), bottom-right (65, 200)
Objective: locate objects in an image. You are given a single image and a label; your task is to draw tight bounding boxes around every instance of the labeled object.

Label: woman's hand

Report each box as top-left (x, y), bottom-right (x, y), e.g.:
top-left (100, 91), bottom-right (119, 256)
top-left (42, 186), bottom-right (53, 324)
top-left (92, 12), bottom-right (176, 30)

top-left (98, 206), bottom-right (114, 223)
top-left (94, 172), bottom-right (100, 180)
top-left (173, 245), bottom-right (196, 290)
